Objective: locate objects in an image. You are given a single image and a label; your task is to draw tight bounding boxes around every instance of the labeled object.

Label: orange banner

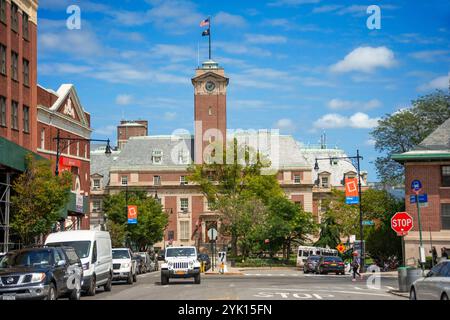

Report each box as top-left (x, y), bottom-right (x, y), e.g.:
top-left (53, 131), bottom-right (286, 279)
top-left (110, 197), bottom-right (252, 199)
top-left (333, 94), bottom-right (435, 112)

top-left (127, 205), bottom-right (138, 224)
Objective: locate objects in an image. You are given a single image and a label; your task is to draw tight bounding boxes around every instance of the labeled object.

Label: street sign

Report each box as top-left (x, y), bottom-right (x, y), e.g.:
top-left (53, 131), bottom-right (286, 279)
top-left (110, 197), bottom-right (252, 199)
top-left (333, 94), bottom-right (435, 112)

top-left (411, 180), bottom-right (422, 194)
top-left (345, 178), bottom-right (359, 205)
top-left (362, 220), bottom-right (375, 226)
top-left (336, 243), bottom-right (346, 254)
top-left (410, 194), bottom-right (428, 204)
top-left (207, 228), bottom-right (218, 241)
top-left (353, 240), bottom-right (365, 254)
top-left (391, 212), bottom-right (413, 236)
top-left (127, 205), bottom-right (138, 224)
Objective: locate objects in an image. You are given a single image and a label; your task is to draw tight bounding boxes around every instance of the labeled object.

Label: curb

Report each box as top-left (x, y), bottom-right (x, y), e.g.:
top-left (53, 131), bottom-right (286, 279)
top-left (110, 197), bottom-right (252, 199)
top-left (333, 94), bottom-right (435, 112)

top-left (388, 290), bottom-right (409, 299)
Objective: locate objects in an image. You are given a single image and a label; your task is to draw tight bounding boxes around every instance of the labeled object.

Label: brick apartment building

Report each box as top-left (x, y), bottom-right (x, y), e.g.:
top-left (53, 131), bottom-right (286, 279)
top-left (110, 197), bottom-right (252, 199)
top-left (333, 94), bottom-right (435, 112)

top-left (393, 118), bottom-right (450, 263)
top-left (91, 60), bottom-right (367, 251)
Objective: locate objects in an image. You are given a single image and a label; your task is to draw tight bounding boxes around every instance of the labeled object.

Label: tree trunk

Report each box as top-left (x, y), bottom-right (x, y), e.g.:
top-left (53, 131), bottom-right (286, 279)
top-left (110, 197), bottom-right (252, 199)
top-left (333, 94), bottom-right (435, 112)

top-left (287, 238), bottom-right (291, 261)
top-left (231, 232), bottom-right (238, 257)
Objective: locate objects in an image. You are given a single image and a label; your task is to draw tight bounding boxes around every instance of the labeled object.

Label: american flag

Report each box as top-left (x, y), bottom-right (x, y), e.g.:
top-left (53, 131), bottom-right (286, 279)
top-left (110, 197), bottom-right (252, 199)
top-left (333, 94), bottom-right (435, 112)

top-left (200, 18), bottom-right (210, 27)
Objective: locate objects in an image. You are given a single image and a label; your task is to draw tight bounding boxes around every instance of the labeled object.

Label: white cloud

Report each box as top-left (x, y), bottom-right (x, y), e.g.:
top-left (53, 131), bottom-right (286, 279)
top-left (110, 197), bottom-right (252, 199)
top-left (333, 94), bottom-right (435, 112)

top-left (330, 46), bottom-right (396, 73)
top-left (312, 5), bottom-right (343, 13)
top-left (116, 94), bottom-right (134, 106)
top-left (313, 112), bottom-right (380, 129)
top-left (268, 0), bottom-right (320, 7)
top-left (214, 12), bottom-right (247, 28)
top-left (410, 50), bottom-right (450, 62)
top-left (418, 73), bottom-right (450, 92)
top-left (274, 118), bottom-right (296, 132)
top-left (328, 98), bottom-right (382, 110)
top-left (365, 139), bottom-right (376, 146)
top-left (245, 34), bottom-right (287, 44)
top-left (150, 44), bottom-right (196, 62)
top-left (163, 112), bottom-right (177, 121)
top-left (95, 125), bottom-right (116, 136)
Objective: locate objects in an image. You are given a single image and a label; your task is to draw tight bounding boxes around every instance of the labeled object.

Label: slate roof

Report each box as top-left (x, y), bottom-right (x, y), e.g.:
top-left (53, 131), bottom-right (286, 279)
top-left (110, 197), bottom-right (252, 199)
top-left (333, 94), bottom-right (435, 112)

top-left (90, 148), bottom-right (120, 186)
top-left (416, 117), bottom-right (450, 151)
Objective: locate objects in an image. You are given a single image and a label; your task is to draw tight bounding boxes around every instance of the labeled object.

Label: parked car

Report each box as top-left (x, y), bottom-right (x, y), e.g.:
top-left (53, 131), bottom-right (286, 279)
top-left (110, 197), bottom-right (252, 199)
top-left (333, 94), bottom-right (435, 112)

top-left (0, 253), bottom-right (5, 261)
top-left (197, 253), bottom-right (211, 271)
top-left (303, 255), bottom-right (321, 274)
top-left (137, 252), bottom-right (154, 273)
top-left (410, 260), bottom-right (450, 300)
top-left (157, 251), bottom-right (165, 261)
top-left (134, 254), bottom-right (144, 274)
top-left (150, 252), bottom-right (159, 271)
top-left (45, 230), bottom-right (113, 296)
top-left (315, 256), bottom-right (345, 275)
top-left (112, 248), bottom-right (137, 284)
top-left (0, 247), bottom-right (83, 300)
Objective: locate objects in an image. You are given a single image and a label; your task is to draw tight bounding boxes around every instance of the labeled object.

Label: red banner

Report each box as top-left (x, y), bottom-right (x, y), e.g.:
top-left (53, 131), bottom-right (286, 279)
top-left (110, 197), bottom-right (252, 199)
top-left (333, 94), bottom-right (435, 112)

top-left (59, 156), bottom-right (81, 168)
top-left (128, 205), bottom-right (138, 224)
top-left (345, 178), bottom-right (360, 205)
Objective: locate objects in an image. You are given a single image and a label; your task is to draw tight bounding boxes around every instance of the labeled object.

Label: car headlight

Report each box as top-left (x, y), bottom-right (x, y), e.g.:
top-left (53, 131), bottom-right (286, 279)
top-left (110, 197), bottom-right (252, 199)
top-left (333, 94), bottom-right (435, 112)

top-left (189, 261), bottom-right (194, 267)
top-left (122, 263), bottom-right (130, 268)
top-left (82, 262), bottom-right (90, 271)
top-left (167, 261), bottom-right (173, 267)
top-left (31, 273), bottom-right (46, 283)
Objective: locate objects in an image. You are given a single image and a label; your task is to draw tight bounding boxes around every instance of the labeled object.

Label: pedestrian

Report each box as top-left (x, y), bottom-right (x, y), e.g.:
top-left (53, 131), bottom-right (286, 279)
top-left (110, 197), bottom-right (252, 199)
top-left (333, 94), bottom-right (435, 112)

top-left (442, 247), bottom-right (449, 260)
top-left (431, 246), bottom-right (438, 266)
top-left (351, 252), bottom-right (361, 282)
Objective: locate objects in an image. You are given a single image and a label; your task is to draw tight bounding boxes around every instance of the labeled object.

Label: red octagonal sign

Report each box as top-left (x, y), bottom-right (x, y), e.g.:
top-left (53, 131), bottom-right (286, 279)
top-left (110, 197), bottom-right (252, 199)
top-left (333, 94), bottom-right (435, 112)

top-left (391, 212), bottom-right (414, 236)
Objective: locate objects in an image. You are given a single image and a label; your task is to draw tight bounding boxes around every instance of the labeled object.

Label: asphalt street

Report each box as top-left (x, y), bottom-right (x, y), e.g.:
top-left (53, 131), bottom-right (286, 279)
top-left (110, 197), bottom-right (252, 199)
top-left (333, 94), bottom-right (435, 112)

top-left (83, 268), bottom-right (405, 300)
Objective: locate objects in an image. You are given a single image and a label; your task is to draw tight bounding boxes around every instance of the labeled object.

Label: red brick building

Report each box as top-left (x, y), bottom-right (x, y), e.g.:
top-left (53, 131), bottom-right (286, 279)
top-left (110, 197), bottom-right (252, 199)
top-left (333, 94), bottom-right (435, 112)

top-left (37, 84), bottom-right (92, 230)
top-left (393, 118), bottom-right (450, 263)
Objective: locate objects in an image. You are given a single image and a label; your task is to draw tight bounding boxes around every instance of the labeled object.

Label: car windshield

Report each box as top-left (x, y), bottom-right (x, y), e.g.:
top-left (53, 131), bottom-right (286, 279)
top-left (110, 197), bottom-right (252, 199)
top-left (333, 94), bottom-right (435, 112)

top-left (166, 248), bottom-right (196, 258)
top-left (0, 250), bottom-right (53, 268)
top-left (324, 257), bottom-right (342, 262)
top-left (46, 241), bottom-right (91, 259)
top-left (113, 250), bottom-right (130, 259)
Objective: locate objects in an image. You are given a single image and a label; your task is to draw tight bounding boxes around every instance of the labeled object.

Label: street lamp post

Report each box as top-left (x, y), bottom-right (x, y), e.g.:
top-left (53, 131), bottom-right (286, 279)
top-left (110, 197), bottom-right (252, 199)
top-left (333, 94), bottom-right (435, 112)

top-left (314, 149), bottom-right (366, 273)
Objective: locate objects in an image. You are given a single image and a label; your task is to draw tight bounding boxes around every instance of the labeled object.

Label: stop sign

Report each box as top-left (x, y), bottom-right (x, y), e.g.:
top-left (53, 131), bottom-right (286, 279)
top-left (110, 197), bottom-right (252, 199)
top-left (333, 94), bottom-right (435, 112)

top-left (391, 212), bottom-right (414, 236)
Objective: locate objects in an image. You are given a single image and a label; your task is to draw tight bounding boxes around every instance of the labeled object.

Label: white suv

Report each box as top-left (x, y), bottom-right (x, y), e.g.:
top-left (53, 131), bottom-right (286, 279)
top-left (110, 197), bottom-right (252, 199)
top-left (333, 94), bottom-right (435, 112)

top-left (161, 246), bottom-right (201, 285)
top-left (112, 248), bottom-right (137, 284)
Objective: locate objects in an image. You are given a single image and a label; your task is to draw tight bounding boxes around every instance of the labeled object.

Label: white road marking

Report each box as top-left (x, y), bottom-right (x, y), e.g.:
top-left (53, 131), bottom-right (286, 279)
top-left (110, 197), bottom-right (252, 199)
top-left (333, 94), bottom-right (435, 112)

top-left (254, 287), bottom-right (392, 297)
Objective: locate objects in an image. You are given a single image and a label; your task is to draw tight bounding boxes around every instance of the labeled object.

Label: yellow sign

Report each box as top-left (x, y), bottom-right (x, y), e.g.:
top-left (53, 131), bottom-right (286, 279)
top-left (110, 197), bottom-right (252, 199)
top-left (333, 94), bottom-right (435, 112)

top-left (336, 243), bottom-right (346, 254)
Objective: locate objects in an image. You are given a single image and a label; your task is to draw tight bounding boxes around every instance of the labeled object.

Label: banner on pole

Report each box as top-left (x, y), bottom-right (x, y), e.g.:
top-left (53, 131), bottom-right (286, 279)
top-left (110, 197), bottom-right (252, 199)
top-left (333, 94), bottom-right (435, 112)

top-left (345, 178), bottom-right (359, 205)
top-left (127, 205), bottom-right (138, 224)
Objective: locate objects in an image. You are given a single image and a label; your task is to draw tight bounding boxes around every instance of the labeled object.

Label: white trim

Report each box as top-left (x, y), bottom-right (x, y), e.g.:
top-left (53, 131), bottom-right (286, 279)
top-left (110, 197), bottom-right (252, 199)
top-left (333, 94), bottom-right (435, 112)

top-left (38, 112), bottom-right (92, 139)
top-left (37, 149), bottom-right (91, 162)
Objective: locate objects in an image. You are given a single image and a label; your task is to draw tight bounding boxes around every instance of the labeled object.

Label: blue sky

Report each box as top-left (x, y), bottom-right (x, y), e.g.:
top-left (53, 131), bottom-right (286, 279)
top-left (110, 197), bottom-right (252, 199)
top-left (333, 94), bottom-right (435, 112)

top-left (37, 0), bottom-right (450, 181)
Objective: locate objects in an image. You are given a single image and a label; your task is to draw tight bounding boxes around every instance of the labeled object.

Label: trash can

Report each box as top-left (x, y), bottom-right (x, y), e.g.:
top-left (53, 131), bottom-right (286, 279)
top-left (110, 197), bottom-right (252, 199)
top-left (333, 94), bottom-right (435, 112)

top-left (397, 267), bottom-right (409, 292)
top-left (406, 268), bottom-right (423, 291)
top-left (230, 259), bottom-right (236, 267)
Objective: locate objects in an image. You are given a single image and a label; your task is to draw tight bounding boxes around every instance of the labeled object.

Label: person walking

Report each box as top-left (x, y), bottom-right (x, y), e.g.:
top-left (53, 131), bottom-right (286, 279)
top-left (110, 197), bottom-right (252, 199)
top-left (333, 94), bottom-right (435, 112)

top-left (431, 246), bottom-right (438, 266)
top-left (351, 252), bottom-right (361, 282)
top-left (442, 247), bottom-right (449, 260)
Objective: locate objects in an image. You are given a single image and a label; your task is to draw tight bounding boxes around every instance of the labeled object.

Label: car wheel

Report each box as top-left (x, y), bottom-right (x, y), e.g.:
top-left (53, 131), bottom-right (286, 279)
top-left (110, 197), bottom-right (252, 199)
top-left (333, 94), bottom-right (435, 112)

top-left (133, 270), bottom-right (137, 282)
top-left (104, 272), bottom-right (112, 292)
top-left (409, 287), bottom-right (417, 300)
top-left (441, 293), bottom-right (448, 301)
top-left (127, 271), bottom-right (133, 284)
top-left (86, 276), bottom-right (96, 296)
top-left (69, 286), bottom-right (81, 300)
top-left (194, 274), bottom-right (201, 285)
top-left (304, 270), bottom-right (308, 274)
top-left (45, 283), bottom-right (57, 300)
top-left (161, 274), bottom-right (168, 285)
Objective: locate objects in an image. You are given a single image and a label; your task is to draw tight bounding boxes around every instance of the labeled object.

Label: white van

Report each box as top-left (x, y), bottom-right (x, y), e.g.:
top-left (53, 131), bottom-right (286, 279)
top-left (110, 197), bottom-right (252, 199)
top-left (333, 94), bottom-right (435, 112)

top-left (45, 230), bottom-right (113, 296)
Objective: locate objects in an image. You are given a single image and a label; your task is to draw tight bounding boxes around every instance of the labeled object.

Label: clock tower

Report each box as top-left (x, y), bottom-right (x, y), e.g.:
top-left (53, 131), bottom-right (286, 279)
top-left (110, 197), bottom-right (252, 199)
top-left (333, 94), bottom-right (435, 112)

top-left (192, 60), bottom-right (229, 163)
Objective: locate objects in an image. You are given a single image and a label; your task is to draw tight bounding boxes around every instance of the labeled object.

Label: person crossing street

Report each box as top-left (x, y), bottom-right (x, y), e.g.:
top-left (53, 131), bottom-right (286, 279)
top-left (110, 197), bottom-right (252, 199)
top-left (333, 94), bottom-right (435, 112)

top-left (351, 252), bottom-right (362, 282)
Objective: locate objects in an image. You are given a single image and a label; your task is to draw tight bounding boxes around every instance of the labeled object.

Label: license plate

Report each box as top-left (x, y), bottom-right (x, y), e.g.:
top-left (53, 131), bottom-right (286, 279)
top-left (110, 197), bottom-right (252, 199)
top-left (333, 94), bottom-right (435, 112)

top-left (331, 264), bottom-right (337, 266)
top-left (175, 271), bottom-right (186, 275)
top-left (2, 295), bottom-right (16, 301)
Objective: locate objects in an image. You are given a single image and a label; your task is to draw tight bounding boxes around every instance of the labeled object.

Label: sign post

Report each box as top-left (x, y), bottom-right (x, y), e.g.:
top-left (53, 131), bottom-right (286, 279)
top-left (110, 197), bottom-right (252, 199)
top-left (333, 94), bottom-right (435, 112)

top-left (411, 180), bottom-right (425, 270)
top-left (208, 228), bottom-right (218, 271)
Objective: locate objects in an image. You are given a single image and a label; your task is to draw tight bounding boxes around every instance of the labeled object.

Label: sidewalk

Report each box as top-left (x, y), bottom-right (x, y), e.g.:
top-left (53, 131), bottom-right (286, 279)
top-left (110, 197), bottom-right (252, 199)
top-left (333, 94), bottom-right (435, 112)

top-left (388, 290), bottom-right (409, 299)
top-left (204, 267), bottom-right (244, 276)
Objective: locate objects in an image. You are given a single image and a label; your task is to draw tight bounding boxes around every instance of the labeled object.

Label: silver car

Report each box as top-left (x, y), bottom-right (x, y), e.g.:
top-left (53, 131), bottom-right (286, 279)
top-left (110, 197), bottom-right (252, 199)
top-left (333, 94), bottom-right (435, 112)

top-left (410, 260), bottom-right (450, 300)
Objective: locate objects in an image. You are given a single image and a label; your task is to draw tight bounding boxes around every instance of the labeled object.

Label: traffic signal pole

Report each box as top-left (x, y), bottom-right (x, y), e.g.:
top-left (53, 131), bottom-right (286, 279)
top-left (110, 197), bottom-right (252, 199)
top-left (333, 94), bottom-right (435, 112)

top-left (416, 193), bottom-right (424, 272)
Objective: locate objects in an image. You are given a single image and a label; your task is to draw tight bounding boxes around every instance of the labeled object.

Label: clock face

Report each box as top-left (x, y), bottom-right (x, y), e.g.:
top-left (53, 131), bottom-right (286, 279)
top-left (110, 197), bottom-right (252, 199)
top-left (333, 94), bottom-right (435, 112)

top-left (205, 81), bottom-right (216, 92)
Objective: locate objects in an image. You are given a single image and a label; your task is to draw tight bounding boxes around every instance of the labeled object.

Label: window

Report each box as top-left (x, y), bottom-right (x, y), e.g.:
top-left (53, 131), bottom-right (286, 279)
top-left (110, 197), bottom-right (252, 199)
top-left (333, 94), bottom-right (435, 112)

top-left (40, 128), bottom-right (45, 149)
top-left (0, 0), bottom-right (6, 23)
top-left (0, 44), bottom-right (6, 75)
top-left (0, 96), bottom-right (5, 127)
top-left (67, 139), bottom-right (71, 154)
top-left (168, 230), bottom-right (174, 241)
top-left (321, 176), bottom-right (329, 188)
top-left (208, 106), bottom-right (212, 116)
top-left (208, 175), bottom-right (214, 182)
top-left (23, 59), bottom-right (29, 86)
top-left (93, 179), bottom-right (100, 189)
top-left (180, 198), bottom-right (189, 212)
top-left (76, 141), bottom-right (80, 157)
top-left (180, 221), bottom-right (190, 240)
top-left (153, 175), bottom-right (161, 186)
top-left (11, 2), bottom-right (18, 32)
top-left (442, 204), bottom-right (450, 230)
top-left (121, 176), bottom-right (128, 186)
top-left (11, 51), bottom-right (18, 81)
top-left (92, 200), bottom-right (101, 212)
top-left (178, 149), bottom-right (189, 164)
top-left (11, 100), bottom-right (18, 130)
top-left (152, 150), bottom-right (162, 164)
top-left (91, 241), bottom-right (97, 264)
top-left (180, 176), bottom-right (187, 185)
top-left (22, 12), bottom-right (29, 40)
top-left (294, 175), bottom-right (301, 184)
top-left (22, 105), bottom-right (29, 133)
top-left (442, 166), bottom-right (450, 187)
top-left (295, 201), bottom-right (303, 209)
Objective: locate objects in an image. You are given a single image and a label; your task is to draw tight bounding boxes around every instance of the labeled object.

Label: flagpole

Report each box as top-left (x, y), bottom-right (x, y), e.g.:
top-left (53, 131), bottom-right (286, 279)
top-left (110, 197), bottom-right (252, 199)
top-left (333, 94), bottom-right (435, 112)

top-left (209, 16), bottom-right (212, 60)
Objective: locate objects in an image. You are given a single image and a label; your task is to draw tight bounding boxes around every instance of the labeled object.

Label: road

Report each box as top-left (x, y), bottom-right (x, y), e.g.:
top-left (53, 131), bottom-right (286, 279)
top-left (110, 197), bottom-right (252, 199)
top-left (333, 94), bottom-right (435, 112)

top-left (84, 268), bottom-right (405, 300)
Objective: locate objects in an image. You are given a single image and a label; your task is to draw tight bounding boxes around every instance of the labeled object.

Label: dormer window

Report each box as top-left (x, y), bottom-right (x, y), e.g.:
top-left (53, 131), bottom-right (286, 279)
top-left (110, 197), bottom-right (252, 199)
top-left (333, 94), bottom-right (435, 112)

top-left (178, 150), bottom-right (189, 165)
top-left (93, 179), bottom-right (100, 189)
top-left (152, 150), bottom-right (163, 165)
top-left (321, 177), bottom-right (329, 188)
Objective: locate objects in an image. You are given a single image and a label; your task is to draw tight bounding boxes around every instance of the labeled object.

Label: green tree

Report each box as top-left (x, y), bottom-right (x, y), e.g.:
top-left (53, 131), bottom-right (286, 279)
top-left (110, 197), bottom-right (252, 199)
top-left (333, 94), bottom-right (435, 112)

top-left (103, 191), bottom-right (168, 251)
top-left (314, 214), bottom-right (341, 249)
top-left (371, 90), bottom-right (450, 184)
top-left (11, 154), bottom-right (72, 245)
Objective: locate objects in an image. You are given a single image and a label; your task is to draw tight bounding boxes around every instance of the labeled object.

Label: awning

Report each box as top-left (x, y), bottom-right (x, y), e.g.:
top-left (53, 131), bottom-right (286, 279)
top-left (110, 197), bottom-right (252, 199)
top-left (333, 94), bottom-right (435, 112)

top-left (58, 192), bottom-right (89, 219)
top-left (0, 137), bottom-right (46, 172)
